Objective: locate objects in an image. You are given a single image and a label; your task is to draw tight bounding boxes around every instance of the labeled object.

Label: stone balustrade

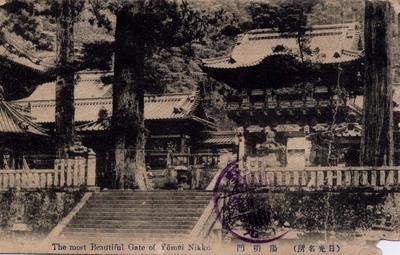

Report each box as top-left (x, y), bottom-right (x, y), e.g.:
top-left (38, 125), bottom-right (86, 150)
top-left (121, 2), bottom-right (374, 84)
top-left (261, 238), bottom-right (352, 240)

top-left (241, 166), bottom-right (400, 190)
top-left (0, 151), bottom-right (96, 191)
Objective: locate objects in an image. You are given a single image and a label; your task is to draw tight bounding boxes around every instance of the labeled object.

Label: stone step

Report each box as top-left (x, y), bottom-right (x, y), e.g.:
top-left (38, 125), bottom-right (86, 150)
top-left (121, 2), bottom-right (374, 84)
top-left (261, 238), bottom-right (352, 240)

top-left (94, 191), bottom-right (212, 195)
top-left (94, 192), bottom-right (212, 195)
top-left (67, 223), bottom-right (193, 229)
top-left (76, 208), bottom-right (205, 215)
top-left (59, 191), bottom-right (211, 239)
top-left (73, 215), bottom-right (200, 221)
top-left (88, 197), bottom-right (211, 202)
top-left (75, 211), bottom-right (204, 218)
top-left (88, 201), bottom-right (210, 207)
top-left (90, 197), bottom-right (212, 202)
top-left (92, 195), bottom-right (212, 200)
top-left (95, 191), bottom-right (212, 196)
top-left (60, 232), bottom-right (186, 240)
top-left (83, 202), bottom-right (209, 209)
top-left (70, 218), bottom-right (196, 224)
top-left (63, 227), bottom-right (191, 234)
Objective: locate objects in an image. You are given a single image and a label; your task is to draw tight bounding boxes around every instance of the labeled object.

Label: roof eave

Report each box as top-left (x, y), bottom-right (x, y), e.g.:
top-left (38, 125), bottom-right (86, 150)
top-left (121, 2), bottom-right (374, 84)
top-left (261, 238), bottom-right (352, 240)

top-left (203, 54), bottom-right (363, 71)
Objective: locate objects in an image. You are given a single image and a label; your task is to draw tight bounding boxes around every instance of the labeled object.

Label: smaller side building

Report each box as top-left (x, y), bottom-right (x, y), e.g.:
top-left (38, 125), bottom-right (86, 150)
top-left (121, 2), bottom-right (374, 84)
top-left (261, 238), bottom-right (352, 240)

top-left (0, 86), bottom-right (49, 169)
top-left (13, 72), bottom-right (231, 188)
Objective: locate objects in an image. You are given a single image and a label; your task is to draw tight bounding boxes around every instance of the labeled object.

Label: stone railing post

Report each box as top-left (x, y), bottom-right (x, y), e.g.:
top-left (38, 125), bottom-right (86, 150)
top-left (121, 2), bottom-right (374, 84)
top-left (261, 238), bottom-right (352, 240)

top-left (191, 166), bottom-right (202, 190)
top-left (235, 127), bottom-right (245, 162)
top-left (87, 149), bottom-right (96, 190)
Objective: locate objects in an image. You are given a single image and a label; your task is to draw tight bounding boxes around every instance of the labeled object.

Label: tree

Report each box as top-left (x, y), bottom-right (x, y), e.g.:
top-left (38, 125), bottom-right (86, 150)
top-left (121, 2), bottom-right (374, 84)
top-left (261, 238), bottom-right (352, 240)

top-left (88, 0), bottom-right (213, 189)
top-left (1, 0), bottom-right (226, 189)
top-left (245, 0), bottom-right (320, 62)
top-left (55, 0), bottom-right (77, 158)
top-left (361, 0), bottom-right (394, 166)
top-left (0, 1), bottom-right (55, 100)
top-left (0, 0), bottom-right (53, 51)
top-left (1, 0), bottom-right (86, 158)
top-left (112, 2), bottom-right (148, 189)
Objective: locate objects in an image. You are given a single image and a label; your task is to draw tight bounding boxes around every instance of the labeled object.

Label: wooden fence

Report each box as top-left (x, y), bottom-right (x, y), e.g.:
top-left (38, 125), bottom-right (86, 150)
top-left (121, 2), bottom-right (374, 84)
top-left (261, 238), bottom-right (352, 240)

top-left (240, 166), bottom-right (400, 190)
top-left (0, 151), bottom-right (96, 191)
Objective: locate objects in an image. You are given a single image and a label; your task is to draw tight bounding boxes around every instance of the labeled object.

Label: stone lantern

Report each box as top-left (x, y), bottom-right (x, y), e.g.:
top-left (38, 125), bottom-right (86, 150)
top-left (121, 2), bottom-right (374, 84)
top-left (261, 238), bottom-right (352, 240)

top-left (9, 191), bottom-right (32, 240)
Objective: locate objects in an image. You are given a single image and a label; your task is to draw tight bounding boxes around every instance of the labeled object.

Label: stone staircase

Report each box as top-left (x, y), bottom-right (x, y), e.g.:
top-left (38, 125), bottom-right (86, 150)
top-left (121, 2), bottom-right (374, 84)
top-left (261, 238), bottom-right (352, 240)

top-left (59, 191), bottom-right (212, 241)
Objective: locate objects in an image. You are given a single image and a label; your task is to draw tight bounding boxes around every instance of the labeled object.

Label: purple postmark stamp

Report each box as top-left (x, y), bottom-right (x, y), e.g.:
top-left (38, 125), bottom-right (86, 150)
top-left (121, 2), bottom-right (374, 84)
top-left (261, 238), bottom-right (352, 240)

top-left (213, 160), bottom-right (288, 243)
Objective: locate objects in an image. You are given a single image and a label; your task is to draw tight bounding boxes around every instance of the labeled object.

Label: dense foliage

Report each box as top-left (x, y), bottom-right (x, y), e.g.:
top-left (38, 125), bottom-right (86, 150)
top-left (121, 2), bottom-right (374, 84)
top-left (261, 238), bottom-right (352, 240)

top-left (0, 189), bottom-right (85, 233)
top-left (0, 0), bottom-right (364, 126)
top-left (222, 191), bottom-right (395, 239)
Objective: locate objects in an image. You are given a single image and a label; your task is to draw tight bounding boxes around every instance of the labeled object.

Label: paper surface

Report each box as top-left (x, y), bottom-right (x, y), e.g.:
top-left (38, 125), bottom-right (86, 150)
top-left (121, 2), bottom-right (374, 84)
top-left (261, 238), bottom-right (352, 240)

top-left (0, 0), bottom-right (399, 254)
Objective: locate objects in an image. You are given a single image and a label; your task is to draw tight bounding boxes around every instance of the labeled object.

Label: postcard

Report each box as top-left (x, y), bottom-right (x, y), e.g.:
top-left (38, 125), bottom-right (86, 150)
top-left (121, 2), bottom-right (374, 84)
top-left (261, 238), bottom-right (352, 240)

top-left (0, 0), bottom-right (398, 254)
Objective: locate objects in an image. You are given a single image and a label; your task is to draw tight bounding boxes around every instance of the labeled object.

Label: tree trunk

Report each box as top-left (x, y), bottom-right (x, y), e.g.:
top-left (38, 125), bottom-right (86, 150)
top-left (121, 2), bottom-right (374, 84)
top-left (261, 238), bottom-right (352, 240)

top-left (55, 0), bottom-right (75, 159)
top-left (112, 4), bottom-right (151, 190)
top-left (361, 0), bottom-right (394, 166)
top-left (297, 11), bottom-right (305, 63)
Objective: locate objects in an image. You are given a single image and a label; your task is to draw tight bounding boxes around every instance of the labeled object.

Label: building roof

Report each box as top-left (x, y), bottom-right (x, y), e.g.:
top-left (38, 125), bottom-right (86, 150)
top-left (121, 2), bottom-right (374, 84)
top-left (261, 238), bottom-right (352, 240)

top-left (0, 94), bottom-right (47, 136)
top-left (144, 93), bottom-right (201, 120)
top-left (13, 72), bottom-right (215, 129)
top-left (20, 72), bottom-right (113, 102)
top-left (76, 119), bottom-right (110, 132)
top-left (201, 131), bottom-right (236, 145)
top-left (0, 30), bottom-right (55, 73)
top-left (203, 23), bottom-right (362, 70)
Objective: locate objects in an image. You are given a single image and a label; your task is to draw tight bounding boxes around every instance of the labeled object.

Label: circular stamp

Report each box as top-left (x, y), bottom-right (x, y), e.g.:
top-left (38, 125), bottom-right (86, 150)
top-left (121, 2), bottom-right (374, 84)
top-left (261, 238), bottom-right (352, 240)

top-left (213, 160), bottom-right (288, 243)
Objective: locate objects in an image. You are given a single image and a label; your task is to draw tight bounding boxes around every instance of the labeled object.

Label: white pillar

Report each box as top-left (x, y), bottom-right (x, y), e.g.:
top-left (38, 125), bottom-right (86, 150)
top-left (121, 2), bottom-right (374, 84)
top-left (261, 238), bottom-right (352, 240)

top-left (87, 149), bottom-right (96, 190)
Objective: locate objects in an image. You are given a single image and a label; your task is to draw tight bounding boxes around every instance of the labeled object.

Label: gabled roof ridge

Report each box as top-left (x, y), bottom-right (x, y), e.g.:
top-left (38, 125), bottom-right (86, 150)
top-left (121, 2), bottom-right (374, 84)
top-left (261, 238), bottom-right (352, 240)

top-left (13, 91), bottom-right (209, 124)
top-left (203, 22), bottom-right (362, 70)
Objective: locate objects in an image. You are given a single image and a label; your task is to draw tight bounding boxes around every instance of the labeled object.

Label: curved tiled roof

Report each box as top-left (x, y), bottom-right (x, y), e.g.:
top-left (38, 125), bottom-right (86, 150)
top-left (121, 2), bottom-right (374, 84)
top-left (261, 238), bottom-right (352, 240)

top-left (201, 131), bottom-right (236, 145)
top-left (144, 93), bottom-right (200, 120)
top-left (13, 72), bottom-right (215, 128)
top-left (0, 97), bottom-right (47, 136)
top-left (20, 72), bottom-right (113, 101)
top-left (0, 29), bottom-right (55, 73)
top-left (75, 93), bottom-right (216, 132)
top-left (19, 98), bottom-right (113, 124)
top-left (76, 119), bottom-right (110, 132)
top-left (16, 93), bottom-right (203, 124)
top-left (13, 72), bottom-right (114, 123)
top-left (203, 23), bottom-right (363, 70)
